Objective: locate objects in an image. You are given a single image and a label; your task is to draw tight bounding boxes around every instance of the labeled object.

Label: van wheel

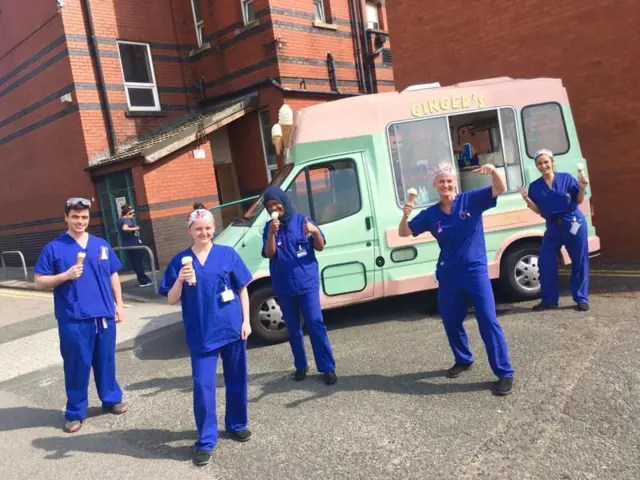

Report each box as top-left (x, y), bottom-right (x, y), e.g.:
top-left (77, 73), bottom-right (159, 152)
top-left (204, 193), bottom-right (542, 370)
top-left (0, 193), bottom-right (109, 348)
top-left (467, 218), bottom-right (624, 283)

top-left (499, 243), bottom-right (542, 300)
top-left (249, 284), bottom-right (289, 344)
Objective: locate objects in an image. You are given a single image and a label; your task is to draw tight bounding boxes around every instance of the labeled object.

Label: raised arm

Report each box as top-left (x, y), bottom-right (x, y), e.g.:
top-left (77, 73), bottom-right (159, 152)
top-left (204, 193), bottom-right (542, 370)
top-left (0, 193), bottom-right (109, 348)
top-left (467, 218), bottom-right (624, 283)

top-left (518, 187), bottom-right (541, 215)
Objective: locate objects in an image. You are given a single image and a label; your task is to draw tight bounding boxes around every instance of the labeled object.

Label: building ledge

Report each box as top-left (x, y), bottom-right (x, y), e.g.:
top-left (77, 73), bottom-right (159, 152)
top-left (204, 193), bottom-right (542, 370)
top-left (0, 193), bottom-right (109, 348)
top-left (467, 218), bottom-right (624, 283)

top-left (125, 110), bottom-right (168, 118)
top-left (366, 27), bottom-right (389, 36)
top-left (313, 21), bottom-right (338, 31)
top-left (235, 19), bottom-right (260, 36)
top-left (189, 42), bottom-right (212, 58)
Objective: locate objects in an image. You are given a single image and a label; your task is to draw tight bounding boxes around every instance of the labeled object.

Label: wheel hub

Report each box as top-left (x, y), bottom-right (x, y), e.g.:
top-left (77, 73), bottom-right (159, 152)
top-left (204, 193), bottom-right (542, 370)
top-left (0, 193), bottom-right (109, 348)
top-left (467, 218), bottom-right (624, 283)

top-left (514, 254), bottom-right (540, 292)
top-left (258, 297), bottom-right (285, 332)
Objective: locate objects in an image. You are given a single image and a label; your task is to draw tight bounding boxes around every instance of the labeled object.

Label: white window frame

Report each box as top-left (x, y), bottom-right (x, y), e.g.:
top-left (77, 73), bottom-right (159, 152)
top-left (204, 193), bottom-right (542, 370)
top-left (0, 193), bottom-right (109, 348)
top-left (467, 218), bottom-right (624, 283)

top-left (366, 2), bottom-right (380, 29)
top-left (313, 0), bottom-right (326, 23)
top-left (116, 41), bottom-right (161, 112)
top-left (191, 0), bottom-right (204, 46)
top-left (241, 0), bottom-right (256, 26)
top-left (258, 109), bottom-right (279, 182)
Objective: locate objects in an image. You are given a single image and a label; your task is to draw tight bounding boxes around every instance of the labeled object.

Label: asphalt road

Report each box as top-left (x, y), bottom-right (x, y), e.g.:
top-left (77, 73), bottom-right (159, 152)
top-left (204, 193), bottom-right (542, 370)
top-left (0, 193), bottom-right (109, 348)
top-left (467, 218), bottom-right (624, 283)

top-left (1, 275), bottom-right (640, 479)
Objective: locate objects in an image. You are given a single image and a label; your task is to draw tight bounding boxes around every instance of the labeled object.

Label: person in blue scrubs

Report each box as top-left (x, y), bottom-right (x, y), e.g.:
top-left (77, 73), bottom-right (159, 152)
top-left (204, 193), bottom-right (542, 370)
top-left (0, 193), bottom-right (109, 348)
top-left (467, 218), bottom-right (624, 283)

top-left (160, 203), bottom-right (253, 467)
top-left (34, 197), bottom-right (127, 433)
top-left (117, 204), bottom-right (153, 287)
top-left (261, 187), bottom-right (338, 385)
top-left (399, 163), bottom-right (514, 396)
top-left (519, 149), bottom-right (590, 312)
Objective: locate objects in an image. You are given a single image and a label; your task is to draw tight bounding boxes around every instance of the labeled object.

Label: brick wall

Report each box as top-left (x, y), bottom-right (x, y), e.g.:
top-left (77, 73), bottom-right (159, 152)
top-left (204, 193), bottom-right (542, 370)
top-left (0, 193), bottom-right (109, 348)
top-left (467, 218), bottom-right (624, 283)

top-left (386, 0), bottom-right (640, 259)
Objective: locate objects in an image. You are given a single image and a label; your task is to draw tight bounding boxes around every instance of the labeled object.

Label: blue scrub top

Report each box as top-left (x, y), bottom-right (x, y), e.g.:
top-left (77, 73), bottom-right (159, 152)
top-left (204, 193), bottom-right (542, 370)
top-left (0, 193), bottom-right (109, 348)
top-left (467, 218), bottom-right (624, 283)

top-left (34, 233), bottom-right (122, 322)
top-left (262, 212), bottom-right (326, 297)
top-left (118, 218), bottom-right (140, 246)
top-left (408, 186), bottom-right (497, 275)
top-left (528, 172), bottom-right (582, 226)
top-left (159, 245), bottom-right (253, 353)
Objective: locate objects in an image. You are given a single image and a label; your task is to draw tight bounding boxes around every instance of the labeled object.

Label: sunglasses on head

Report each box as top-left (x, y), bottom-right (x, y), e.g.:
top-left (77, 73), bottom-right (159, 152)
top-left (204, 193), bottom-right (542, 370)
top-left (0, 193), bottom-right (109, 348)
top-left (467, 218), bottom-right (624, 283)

top-left (66, 197), bottom-right (91, 207)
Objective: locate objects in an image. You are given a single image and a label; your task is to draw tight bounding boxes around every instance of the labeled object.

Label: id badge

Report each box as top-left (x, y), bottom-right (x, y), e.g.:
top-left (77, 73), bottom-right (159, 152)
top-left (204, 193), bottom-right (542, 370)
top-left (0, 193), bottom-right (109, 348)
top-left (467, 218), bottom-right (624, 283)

top-left (569, 221), bottom-right (580, 236)
top-left (296, 248), bottom-right (308, 258)
top-left (221, 287), bottom-right (234, 303)
top-left (100, 246), bottom-right (109, 260)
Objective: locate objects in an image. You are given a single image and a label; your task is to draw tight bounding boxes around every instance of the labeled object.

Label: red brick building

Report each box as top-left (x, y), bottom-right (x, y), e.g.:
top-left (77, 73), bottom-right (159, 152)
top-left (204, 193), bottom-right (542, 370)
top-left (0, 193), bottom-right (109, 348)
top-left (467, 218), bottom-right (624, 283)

top-left (386, 0), bottom-right (639, 260)
top-left (0, 0), bottom-right (394, 267)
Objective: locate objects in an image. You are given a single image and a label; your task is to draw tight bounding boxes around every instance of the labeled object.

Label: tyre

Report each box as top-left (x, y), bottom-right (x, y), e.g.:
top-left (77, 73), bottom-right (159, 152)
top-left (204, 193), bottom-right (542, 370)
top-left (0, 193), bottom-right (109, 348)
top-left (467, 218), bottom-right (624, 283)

top-left (249, 283), bottom-right (289, 344)
top-left (499, 242), bottom-right (542, 300)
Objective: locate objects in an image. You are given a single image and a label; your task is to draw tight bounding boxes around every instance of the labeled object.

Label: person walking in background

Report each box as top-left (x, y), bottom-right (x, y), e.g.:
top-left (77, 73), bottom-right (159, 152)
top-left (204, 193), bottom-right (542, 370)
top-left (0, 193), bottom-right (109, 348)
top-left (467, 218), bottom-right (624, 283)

top-left (118, 204), bottom-right (153, 287)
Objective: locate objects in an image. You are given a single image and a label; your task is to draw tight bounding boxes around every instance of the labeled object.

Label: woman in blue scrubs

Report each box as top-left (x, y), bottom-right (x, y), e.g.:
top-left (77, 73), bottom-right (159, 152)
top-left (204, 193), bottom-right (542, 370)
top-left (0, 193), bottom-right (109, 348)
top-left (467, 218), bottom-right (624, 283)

top-left (160, 203), bottom-right (253, 467)
top-left (399, 163), bottom-right (514, 396)
top-left (261, 187), bottom-right (338, 385)
top-left (518, 149), bottom-right (590, 311)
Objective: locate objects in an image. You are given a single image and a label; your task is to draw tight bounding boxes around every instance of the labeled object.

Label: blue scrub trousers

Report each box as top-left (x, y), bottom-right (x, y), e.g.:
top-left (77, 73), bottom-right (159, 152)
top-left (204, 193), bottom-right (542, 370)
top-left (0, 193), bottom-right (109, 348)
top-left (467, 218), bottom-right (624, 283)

top-left (190, 339), bottom-right (248, 451)
top-left (278, 291), bottom-right (336, 374)
top-left (539, 216), bottom-right (589, 305)
top-left (437, 270), bottom-right (513, 378)
top-left (58, 318), bottom-right (123, 421)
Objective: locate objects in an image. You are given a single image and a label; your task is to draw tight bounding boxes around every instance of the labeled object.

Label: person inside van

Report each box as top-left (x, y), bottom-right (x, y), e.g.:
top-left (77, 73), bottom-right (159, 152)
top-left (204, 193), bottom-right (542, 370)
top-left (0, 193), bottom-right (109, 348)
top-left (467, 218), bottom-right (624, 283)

top-left (159, 202), bottom-right (253, 466)
top-left (398, 162), bottom-right (514, 396)
top-left (118, 205), bottom-right (153, 287)
top-left (518, 149), bottom-right (590, 312)
top-left (262, 187), bottom-right (338, 386)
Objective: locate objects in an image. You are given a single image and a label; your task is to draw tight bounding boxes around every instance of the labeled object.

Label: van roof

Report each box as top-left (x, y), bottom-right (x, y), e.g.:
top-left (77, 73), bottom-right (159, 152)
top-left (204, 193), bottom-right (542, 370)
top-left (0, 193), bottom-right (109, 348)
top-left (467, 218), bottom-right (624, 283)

top-left (292, 77), bottom-right (568, 146)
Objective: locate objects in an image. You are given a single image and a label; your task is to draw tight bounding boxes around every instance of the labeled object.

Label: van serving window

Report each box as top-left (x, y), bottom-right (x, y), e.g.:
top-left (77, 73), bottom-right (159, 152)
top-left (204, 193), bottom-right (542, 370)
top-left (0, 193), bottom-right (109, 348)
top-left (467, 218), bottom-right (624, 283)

top-left (387, 106), bottom-right (525, 206)
top-left (286, 160), bottom-right (361, 226)
top-left (521, 102), bottom-right (570, 158)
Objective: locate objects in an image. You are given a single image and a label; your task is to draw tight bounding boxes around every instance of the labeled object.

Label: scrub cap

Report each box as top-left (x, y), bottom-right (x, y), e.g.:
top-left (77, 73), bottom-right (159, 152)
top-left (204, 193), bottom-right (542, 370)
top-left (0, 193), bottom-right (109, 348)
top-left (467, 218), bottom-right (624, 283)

top-left (187, 209), bottom-right (214, 227)
top-left (534, 149), bottom-right (553, 160)
top-left (432, 163), bottom-right (457, 180)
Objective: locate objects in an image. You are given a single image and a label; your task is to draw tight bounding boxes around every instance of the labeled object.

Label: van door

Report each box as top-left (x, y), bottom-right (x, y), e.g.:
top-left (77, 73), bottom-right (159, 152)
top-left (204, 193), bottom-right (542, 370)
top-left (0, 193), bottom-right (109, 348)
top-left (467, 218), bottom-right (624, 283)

top-left (285, 154), bottom-right (376, 302)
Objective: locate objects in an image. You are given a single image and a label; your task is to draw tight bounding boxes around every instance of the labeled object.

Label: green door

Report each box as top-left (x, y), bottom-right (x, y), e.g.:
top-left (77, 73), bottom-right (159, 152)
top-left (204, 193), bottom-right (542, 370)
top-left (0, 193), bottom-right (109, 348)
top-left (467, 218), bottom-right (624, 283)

top-left (285, 154), bottom-right (377, 301)
top-left (95, 170), bottom-right (146, 269)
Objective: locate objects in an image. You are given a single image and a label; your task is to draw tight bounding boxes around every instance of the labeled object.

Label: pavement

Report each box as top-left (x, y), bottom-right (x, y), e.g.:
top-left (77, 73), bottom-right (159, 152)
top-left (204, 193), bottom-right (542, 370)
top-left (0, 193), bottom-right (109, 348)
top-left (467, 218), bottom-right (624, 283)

top-left (1, 263), bottom-right (640, 479)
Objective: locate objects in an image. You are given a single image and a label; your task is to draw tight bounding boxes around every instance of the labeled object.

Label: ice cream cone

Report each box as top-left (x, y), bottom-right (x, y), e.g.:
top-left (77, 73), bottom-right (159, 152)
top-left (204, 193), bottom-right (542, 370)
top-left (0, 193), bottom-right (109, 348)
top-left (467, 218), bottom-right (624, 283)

top-left (272, 124), bottom-right (283, 155)
top-left (76, 252), bottom-right (86, 266)
top-left (281, 124), bottom-right (292, 148)
top-left (271, 211), bottom-right (280, 220)
top-left (406, 188), bottom-right (418, 206)
top-left (577, 162), bottom-right (585, 174)
top-left (181, 256), bottom-right (196, 286)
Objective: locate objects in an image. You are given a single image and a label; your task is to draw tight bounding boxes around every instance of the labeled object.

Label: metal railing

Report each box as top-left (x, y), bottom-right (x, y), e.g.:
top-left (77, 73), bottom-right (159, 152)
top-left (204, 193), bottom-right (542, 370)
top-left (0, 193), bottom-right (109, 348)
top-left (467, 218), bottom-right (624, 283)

top-left (113, 245), bottom-right (159, 294)
top-left (1, 250), bottom-right (28, 282)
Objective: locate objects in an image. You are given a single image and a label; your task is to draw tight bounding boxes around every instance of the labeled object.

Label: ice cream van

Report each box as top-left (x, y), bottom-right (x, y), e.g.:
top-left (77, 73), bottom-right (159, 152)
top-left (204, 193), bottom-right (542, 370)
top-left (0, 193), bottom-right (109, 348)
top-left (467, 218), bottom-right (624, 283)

top-left (215, 77), bottom-right (600, 344)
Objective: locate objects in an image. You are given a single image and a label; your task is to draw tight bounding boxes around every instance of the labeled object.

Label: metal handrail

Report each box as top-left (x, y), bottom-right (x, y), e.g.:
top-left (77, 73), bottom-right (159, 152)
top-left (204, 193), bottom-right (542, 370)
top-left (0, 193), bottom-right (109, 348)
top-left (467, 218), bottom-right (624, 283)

top-left (1, 250), bottom-right (28, 282)
top-left (208, 195), bottom-right (260, 211)
top-left (113, 245), bottom-right (158, 294)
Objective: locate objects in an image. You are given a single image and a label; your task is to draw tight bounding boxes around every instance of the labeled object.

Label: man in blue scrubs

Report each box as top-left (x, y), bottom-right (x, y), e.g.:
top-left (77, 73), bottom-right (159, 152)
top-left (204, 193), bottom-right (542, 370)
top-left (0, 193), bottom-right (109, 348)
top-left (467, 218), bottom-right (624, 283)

top-left (399, 163), bottom-right (514, 396)
top-left (262, 187), bottom-right (337, 385)
top-left (34, 198), bottom-right (127, 433)
top-left (519, 149), bottom-right (590, 311)
top-left (160, 204), bottom-right (253, 467)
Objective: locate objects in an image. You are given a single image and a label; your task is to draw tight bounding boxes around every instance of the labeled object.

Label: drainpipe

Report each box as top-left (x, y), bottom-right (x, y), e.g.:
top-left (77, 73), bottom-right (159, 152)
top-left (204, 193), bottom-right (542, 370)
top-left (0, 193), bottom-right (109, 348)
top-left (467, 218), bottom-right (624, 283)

top-left (327, 53), bottom-right (338, 92)
top-left (353, 0), bottom-right (375, 94)
top-left (348, 0), bottom-right (367, 94)
top-left (81, 0), bottom-right (117, 155)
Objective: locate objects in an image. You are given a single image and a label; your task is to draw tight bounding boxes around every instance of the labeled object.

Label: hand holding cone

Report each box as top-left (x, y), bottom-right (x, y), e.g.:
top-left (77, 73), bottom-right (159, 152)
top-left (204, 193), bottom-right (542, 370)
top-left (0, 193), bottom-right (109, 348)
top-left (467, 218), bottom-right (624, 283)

top-left (181, 256), bottom-right (196, 286)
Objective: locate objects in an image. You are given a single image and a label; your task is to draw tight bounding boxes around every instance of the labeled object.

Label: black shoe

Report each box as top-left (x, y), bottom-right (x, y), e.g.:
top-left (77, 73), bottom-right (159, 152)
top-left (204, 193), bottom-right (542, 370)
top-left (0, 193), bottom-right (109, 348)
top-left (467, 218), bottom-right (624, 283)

top-left (447, 363), bottom-right (473, 378)
top-left (293, 368), bottom-right (308, 381)
top-left (229, 429), bottom-right (252, 442)
top-left (323, 372), bottom-right (338, 385)
top-left (575, 302), bottom-right (590, 312)
top-left (532, 302), bottom-right (558, 311)
top-left (495, 377), bottom-right (513, 396)
top-left (193, 449), bottom-right (212, 466)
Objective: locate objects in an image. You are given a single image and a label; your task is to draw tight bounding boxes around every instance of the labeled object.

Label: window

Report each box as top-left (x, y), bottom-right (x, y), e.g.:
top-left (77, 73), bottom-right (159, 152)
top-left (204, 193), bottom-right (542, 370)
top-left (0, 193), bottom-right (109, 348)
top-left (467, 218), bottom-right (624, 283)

top-left (313, 0), bottom-right (326, 23)
top-left (259, 110), bottom-right (278, 182)
top-left (366, 2), bottom-right (380, 29)
top-left (117, 41), bottom-right (160, 111)
top-left (191, 0), bottom-right (204, 46)
top-left (388, 107), bottom-right (525, 206)
top-left (522, 103), bottom-right (570, 158)
top-left (241, 0), bottom-right (256, 25)
top-left (286, 160), bottom-right (361, 225)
